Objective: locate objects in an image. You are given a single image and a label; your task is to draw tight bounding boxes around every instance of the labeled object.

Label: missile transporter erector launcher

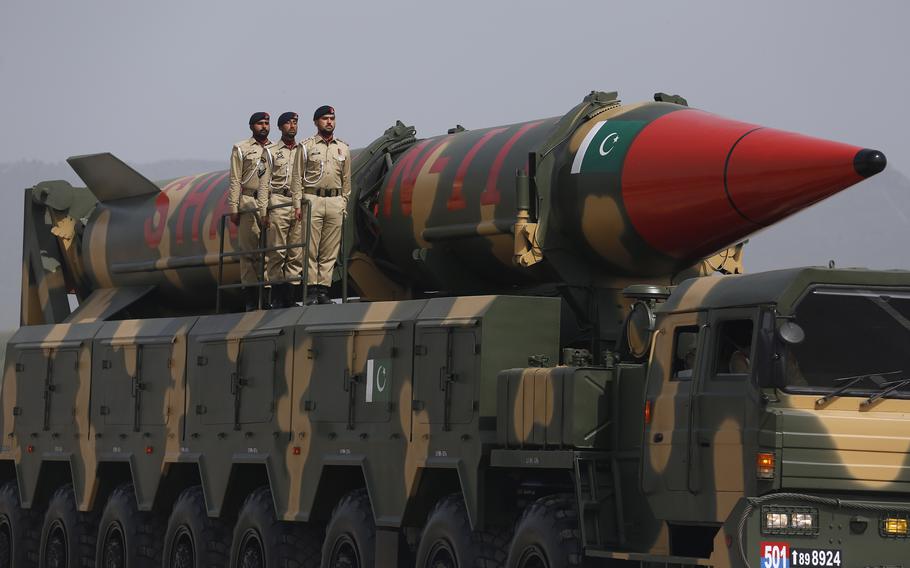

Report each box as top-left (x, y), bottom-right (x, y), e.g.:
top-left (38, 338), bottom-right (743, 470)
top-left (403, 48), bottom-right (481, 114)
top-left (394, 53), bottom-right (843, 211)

top-left (5, 91), bottom-right (909, 568)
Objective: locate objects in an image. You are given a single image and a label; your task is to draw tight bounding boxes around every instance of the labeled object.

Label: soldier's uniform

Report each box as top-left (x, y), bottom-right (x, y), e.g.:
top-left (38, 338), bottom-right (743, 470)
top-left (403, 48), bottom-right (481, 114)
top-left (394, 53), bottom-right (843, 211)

top-left (228, 136), bottom-right (270, 289)
top-left (258, 138), bottom-right (303, 305)
top-left (289, 132), bottom-right (351, 300)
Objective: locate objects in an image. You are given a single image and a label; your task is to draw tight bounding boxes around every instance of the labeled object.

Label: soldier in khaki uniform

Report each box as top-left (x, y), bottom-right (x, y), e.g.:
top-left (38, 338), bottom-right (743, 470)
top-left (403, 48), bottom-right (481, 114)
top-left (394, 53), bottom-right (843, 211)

top-left (290, 105), bottom-right (351, 305)
top-left (228, 112), bottom-right (271, 311)
top-left (257, 112), bottom-right (303, 309)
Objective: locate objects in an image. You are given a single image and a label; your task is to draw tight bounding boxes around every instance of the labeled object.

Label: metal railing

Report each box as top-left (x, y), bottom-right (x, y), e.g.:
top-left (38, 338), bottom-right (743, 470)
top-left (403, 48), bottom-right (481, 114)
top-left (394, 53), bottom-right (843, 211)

top-left (215, 198), bottom-right (349, 313)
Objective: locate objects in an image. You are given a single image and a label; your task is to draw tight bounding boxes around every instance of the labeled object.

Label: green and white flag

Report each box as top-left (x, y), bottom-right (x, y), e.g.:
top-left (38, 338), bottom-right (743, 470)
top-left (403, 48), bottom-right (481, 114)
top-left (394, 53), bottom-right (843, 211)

top-left (571, 120), bottom-right (646, 174)
top-left (365, 358), bottom-right (391, 403)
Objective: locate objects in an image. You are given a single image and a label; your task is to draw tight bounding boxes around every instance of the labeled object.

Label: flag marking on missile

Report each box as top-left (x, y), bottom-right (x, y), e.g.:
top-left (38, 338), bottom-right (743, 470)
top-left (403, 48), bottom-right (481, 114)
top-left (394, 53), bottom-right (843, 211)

top-left (572, 120), bottom-right (646, 174)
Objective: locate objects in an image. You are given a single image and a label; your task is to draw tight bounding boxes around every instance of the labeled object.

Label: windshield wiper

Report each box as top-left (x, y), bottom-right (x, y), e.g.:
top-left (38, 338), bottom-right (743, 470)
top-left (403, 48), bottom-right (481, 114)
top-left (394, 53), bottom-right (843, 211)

top-left (860, 377), bottom-right (910, 409)
top-left (814, 370), bottom-right (902, 408)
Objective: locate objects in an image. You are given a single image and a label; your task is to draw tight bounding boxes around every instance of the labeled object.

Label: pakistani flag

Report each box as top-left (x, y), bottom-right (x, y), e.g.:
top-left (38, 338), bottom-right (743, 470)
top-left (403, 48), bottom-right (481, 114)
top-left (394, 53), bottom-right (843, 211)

top-left (571, 120), bottom-right (647, 174)
top-left (365, 358), bottom-right (391, 403)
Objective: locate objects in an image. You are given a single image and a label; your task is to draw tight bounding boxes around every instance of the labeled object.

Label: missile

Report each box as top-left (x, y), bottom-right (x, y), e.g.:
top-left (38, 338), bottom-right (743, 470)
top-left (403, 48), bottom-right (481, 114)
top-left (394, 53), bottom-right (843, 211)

top-left (36, 92), bottom-right (885, 320)
top-left (373, 96), bottom-right (886, 293)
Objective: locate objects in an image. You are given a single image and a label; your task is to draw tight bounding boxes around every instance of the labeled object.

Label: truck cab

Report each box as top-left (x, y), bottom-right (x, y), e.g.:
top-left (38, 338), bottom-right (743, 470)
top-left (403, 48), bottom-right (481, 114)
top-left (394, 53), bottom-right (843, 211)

top-left (637, 267), bottom-right (910, 566)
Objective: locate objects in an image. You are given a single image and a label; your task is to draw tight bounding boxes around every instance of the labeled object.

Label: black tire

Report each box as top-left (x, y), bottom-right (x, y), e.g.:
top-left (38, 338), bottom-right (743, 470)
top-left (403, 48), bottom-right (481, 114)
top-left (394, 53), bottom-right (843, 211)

top-left (95, 483), bottom-right (166, 567)
top-left (162, 486), bottom-right (230, 568)
top-left (38, 484), bottom-right (98, 568)
top-left (230, 486), bottom-right (323, 568)
top-left (414, 493), bottom-right (511, 568)
top-left (0, 480), bottom-right (40, 567)
top-left (506, 494), bottom-right (583, 568)
top-left (320, 489), bottom-right (374, 568)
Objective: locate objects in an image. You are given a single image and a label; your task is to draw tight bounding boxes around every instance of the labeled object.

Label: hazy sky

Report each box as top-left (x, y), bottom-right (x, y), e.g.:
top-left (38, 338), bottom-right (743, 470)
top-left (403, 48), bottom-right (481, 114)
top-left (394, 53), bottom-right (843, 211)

top-left (2, 1), bottom-right (910, 326)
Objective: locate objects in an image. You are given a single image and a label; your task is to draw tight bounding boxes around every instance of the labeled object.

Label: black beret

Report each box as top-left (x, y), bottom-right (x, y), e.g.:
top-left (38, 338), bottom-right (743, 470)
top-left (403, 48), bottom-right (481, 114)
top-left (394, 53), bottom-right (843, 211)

top-left (278, 112), bottom-right (298, 127)
top-left (313, 105), bottom-right (335, 120)
top-left (249, 112), bottom-right (270, 125)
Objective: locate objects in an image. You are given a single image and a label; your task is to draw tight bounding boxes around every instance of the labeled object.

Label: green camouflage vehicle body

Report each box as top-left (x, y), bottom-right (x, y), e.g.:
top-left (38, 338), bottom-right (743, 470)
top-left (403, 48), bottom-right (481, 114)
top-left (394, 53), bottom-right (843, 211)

top-left (4, 91), bottom-right (904, 567)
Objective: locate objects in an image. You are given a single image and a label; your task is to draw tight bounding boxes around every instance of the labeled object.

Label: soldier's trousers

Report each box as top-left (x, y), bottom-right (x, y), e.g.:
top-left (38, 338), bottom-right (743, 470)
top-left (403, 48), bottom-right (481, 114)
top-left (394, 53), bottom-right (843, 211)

top-left (237, 194), bottom-right (262, 286)
top-left (266, 194), bottom-right (303, 286)
top-left (304, 193), bottom-right (344, 287)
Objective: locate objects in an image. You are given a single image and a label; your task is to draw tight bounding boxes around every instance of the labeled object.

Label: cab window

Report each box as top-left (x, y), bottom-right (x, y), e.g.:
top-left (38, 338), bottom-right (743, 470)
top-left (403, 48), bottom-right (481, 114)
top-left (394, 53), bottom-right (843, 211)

top-left (671, 326), bottom-right (699, 381)
top-left (713, 319), bottom-right (753, 376)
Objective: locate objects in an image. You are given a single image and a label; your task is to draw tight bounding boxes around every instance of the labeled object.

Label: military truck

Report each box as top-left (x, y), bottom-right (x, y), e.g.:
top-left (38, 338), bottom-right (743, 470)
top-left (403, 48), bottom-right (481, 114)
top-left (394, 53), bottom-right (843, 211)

top-left (3, 91), bottom-right (907, 567)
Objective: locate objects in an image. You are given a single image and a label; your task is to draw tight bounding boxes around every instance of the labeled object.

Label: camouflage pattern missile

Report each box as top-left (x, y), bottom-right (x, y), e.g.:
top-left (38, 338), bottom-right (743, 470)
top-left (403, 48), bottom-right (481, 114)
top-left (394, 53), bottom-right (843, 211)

top-left (61, 92), bottom-right (885, 314)
top-left (374, 95), bottom-right (886, 293)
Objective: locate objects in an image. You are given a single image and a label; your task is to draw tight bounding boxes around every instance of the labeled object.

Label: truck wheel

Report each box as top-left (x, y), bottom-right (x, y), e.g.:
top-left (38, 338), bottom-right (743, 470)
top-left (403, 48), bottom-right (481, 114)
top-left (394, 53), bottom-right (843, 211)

top-left (38, 484), bottom-right (98, 568)
top-left (506, 494), bottom-right (582, 568)
top-left (95, 484), bottom-right (165, 567)
top-left (162, 486), bottom-right (229, 568)
top-left (320, 489), bottom-right (374, 568)
top-left (230, 486), bottom-right (322, 568)
top-left (0, 480), bottom-right (40, 567)
top-left (415, 493), bottom-right (510, 568)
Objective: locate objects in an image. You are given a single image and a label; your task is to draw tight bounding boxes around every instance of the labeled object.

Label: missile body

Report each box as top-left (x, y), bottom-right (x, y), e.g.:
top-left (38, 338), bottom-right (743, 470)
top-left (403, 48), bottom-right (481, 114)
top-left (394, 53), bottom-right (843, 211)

top-left (78, 170), bottom-right (240, 309)
top-left (374, 99), bottom-right (884, 293)
top-left (63, 93), bottom-right (885, 316)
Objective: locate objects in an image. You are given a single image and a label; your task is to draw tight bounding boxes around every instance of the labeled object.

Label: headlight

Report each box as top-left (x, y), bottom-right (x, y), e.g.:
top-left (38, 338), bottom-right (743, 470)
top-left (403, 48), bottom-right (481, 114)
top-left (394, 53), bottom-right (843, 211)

top-left (761, 506), bottom-right (818, 535)
top-left (881, 516), bottom-right (909, 537)
top-left (765, 512), bottom-right (789, 530)
top-left (791, 512), bottom-right (815, 530)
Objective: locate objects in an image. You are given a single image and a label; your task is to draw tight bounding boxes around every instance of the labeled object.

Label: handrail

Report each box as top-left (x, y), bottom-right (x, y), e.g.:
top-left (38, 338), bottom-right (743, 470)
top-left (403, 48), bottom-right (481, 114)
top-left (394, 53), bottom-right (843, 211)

top-left (215, 198), bottom-right (348, 313)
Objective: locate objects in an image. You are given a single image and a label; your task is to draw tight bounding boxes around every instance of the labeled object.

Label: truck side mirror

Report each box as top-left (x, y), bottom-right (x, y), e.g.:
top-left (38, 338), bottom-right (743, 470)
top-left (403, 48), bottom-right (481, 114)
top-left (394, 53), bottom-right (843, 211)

top-left (778, 321), bottom-right (805, 345)
top-left (626, 301), bottom-right (655, 359)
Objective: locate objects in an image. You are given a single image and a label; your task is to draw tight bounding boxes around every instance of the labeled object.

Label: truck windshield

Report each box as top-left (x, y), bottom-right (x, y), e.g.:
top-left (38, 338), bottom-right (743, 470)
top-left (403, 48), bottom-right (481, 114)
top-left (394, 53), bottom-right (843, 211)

top-left (782, 288), bottom-right (910, 398)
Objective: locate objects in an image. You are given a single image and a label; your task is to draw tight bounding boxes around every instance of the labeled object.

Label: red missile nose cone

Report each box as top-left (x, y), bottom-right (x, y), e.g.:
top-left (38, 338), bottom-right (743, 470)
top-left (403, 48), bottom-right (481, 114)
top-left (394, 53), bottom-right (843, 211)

top-left (621, 109), bottom-right (883, 261)
top-left (726, 129), bottom-right (884, 225)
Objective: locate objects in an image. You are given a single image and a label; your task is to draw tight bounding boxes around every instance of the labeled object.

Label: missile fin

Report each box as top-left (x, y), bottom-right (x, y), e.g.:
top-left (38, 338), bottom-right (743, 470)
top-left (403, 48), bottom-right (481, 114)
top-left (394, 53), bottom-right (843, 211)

top-left (64, 285), bottom-right (156, 323)
top-left (66, 153), bottom-right (161, 202)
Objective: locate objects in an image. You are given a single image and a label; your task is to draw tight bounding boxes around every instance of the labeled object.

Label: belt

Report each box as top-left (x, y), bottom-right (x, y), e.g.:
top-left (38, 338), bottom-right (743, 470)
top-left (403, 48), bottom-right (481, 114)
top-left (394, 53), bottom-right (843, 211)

top-left (305, 188), bottom-right (340, 197)
top-left (272, 187), bottom-right (292, 197)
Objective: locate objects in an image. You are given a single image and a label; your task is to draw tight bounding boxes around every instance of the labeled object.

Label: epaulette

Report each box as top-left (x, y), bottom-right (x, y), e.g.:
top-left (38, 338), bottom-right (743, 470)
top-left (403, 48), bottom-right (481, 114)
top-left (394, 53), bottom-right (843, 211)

top-left (335, 138), bottom-right (348, 146)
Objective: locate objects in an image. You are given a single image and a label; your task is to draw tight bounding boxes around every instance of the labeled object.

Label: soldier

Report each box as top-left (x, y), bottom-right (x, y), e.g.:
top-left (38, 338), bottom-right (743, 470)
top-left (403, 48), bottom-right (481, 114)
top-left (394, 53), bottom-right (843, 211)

top-left (290, 105), bottom-right (351, 305)
top-left (257, 112), bottom-right (303, 309)
top-left (228, 112), bottom-right (271, 311)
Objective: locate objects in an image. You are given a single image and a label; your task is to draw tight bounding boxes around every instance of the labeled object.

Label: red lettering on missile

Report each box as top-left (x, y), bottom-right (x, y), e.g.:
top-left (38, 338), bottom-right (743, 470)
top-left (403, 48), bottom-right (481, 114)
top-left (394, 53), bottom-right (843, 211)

top-left (383, 139), bottom-right (432, 217)
top-left (481, 121), bottom-right (545, 206)
top-left (175, 172), bottom-right (227, 244)
top-left (144, 176), bottom-right (194, 248)
top-left (448, 127), bottom-right (507, 211)
top-left (429, 156), bottom-right (449, 174)
top-left (144, 192), bottom-right (170, 249)
top-left (400, 138), bottom-right (447, 216)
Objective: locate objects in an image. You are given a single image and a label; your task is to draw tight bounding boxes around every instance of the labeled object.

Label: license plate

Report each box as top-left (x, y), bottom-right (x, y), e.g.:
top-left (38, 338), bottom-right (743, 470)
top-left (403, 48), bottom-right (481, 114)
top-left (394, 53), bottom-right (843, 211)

top-left (760, 543), bottom-right (842, 568)
top-left (790, 548), bottom-right (842, 567)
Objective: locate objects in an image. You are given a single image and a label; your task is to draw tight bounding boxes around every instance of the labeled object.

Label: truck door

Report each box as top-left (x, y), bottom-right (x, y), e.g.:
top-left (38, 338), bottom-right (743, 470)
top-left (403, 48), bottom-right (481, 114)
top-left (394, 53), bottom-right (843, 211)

top-left (690, 308), bottom-right (758, 500)
top-left (413, 323), bottom-right (478, 429)
top-left (641, 312), bottom-right (705, 495)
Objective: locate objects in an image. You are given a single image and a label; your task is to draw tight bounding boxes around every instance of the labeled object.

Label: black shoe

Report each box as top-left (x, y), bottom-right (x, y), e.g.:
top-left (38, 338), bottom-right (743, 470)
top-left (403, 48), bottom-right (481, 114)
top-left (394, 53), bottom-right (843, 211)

top-left (287, 285), bottom-right (301, 307)
top-left (317, 287), bottom-right (332, 304)
top-left (304, 285), bottom-right (320, 306)
top-left (243, 287), bottom-right (259, 312)
top-left (268, 284), bottom-right (286, 309)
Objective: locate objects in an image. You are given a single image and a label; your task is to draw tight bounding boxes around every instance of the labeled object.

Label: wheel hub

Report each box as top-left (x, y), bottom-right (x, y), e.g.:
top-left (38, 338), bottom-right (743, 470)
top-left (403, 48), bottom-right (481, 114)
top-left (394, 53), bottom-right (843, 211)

top-left (238, 528), bottom-right (265, 568)
top-left (101, 522), bottom-right (125, 568)
top-left (171, 526), bottom-right (195, 568)
top-left (45, 519), bottom-right (68, 568)
top-left (425, 539), bottom-right (458, 568)
top-left (328, 534), bottom-right (360, 568)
